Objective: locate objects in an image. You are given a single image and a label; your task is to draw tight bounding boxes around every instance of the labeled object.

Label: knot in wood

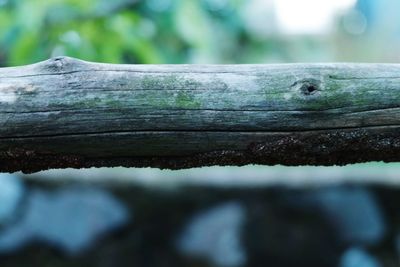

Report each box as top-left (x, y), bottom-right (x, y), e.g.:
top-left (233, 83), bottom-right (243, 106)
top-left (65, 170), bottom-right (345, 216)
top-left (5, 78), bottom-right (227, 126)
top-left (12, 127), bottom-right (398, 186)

top-left (41, 56), bottom-right (80, 73)
top-left (293, 78), bottom-right (321, 96)
top-left (48, 56), bottom-right (68, 71)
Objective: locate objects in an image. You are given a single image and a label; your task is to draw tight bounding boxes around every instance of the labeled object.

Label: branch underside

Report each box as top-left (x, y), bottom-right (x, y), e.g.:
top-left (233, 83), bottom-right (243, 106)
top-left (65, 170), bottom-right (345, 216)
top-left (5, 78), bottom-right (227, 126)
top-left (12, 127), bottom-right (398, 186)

top-left (2, 127), bottom-right (400, 173)
top-left (2, 57), bottom-right (400, 172)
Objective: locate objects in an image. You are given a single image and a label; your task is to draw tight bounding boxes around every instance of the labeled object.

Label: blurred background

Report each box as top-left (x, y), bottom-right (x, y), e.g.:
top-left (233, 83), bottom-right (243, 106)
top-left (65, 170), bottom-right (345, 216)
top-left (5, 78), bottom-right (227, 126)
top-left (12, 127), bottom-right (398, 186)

top-left (1, 0), bottom-right (400, 266)
top-left (1, 0), bottom-right (400, 65)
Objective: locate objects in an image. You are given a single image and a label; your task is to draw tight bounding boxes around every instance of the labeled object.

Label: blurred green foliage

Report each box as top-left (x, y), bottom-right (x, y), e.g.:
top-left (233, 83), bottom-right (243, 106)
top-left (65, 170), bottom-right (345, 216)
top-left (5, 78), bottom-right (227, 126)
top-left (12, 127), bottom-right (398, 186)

top-left (3, 0), bottom-right (392, 66)
top-left (0, 0), bottom-right (275, 65)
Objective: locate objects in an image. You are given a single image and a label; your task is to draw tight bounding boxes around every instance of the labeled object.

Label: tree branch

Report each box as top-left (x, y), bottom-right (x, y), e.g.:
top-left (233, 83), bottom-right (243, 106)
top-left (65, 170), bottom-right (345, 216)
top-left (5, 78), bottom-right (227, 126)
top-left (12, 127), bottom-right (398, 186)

top-left (2, 57), bottom-right (400, 172)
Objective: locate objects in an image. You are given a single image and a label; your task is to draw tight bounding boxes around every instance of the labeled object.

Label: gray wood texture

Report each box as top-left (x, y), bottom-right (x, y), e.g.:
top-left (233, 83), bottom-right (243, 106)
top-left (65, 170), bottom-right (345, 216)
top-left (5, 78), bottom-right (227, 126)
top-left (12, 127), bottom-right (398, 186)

top-left (2, 56), bottom-right (400, 172)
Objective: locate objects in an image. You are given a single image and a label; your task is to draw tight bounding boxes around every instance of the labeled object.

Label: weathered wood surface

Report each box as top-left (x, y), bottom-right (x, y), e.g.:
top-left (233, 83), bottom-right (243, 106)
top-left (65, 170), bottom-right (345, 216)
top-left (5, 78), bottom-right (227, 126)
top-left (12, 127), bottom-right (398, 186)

top-left (2, 56), bottom-right (400, 173)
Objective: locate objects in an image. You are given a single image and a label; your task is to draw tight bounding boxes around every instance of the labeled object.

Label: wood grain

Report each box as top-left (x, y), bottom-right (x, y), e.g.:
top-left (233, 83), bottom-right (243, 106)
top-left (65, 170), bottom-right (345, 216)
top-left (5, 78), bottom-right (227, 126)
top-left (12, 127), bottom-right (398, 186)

top-left (2, 57), bottom-right (400, 172)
